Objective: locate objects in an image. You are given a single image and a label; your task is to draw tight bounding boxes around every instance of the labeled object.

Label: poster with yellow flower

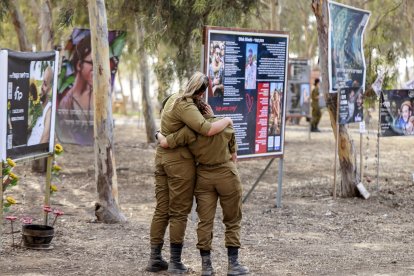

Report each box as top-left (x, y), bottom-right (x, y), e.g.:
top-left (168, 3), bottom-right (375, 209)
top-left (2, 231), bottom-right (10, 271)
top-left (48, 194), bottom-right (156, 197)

top-left (0, 50), bottom-right (59, 161)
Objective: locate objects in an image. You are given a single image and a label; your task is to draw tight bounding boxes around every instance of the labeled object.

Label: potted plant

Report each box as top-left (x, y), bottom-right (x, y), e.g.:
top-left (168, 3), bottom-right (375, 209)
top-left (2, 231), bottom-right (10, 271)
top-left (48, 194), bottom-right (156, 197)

top-left (20, 206), bottom-right (64, 249)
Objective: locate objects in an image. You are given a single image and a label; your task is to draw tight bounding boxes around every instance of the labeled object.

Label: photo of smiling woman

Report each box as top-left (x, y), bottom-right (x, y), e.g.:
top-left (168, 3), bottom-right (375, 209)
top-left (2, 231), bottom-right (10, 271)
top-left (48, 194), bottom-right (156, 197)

top-left (56, 29), bottom-right (126, 146)
top-left (57, 33), bottom-right (94, 145)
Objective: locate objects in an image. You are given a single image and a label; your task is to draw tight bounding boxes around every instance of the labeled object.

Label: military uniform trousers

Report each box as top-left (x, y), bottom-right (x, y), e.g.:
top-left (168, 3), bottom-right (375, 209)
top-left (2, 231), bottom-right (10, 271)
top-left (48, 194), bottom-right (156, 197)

top-left (311, 105), bottom-right (321, 128)
top-left (150, 146), bottom-right (196, 245)
top-left (195, 161), bottom-right (242, 250)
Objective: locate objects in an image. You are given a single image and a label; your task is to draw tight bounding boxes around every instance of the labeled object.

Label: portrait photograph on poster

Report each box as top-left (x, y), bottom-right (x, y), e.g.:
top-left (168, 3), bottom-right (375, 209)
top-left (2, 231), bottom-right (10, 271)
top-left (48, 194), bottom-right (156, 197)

top-left (338, 87), bottom-right (364, 125)
top-left (207, 40), bottom-right (225, 98)
top-left (380, 90), bottom-right (414, 136)
top-left (328, 1), bottom-right (370, 92)
top-left (245, 43), bottom-right (257, 90)
top-left (27, 61), bottom-right (54, 146)
top-left (300, 83), bottom-right (310, 116)
top-left (0, 50), bottom-right (58, 161)
top-left (268, 82), bottom-right (283, 137)
top-left (56, 28), bottom-right (126, 146)
top-left (204, 27), bottom-right (289, 159)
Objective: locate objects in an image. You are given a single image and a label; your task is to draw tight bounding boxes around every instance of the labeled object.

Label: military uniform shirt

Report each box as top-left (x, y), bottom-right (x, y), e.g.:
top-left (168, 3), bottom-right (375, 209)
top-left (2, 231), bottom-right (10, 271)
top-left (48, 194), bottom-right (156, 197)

top-left (161, 94), bottom-right (212, 136)
top-left (166, 116), bottom-right (237, 165)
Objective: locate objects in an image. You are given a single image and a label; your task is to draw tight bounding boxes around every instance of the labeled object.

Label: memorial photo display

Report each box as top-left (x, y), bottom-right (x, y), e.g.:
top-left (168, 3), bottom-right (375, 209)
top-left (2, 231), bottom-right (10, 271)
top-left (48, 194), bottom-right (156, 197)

top-left (204, 27), bottom-right (289, 159)
top-left (287, 59), bottom-right (311, 117)
top-left (0, 50), bottom-right (59, 160)
top-left (338, 87), bottom-right (364, 125)
top-left (380, 89), bottom-right (414, 137)
top-left (328, 1), bottom-right (370, 93)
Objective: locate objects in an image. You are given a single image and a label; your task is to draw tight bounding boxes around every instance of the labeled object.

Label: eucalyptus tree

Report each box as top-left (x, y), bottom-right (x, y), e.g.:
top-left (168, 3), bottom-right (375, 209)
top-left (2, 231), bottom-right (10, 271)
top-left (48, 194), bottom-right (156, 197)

top-left (127, 0), bottom-right (257, 88)
top-left (8, 0), bottom-right (30, 51)
top-left (88, 0), bottom-right (125, 223)
top-left (363, 0), bottom-right (413, 90)
top-left (40, 0), bottom-right (53, 51)
top-left (311, 0), bottom-right (359, 197)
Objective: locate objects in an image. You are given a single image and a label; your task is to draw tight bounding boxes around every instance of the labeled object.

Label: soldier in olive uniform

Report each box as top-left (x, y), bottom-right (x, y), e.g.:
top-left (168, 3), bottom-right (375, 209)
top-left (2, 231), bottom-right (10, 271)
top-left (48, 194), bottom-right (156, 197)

top-left (158, 99), bottom-right (249, 276)
top-left (146, 72), bottom-right (233, 274)
top-left (311, 78), bottom-right (321, 132)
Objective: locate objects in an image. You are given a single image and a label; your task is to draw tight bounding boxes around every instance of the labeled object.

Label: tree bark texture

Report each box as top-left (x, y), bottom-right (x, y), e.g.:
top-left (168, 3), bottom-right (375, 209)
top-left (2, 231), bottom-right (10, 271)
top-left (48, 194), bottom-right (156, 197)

top-left (29, 0), bottom-right (41, 47)
top-left (88, 0), bottom-right (125, 223)
top-left (270, 0), bottom-right (280, 30)
top-left (311, 0), bottom-right (358, 197)
top-left (9, 0), bottom-right (31, 51)
top-left (40, 0), bottom-right (53, 51)
top-left (137, 20), bottom-right (157, 143)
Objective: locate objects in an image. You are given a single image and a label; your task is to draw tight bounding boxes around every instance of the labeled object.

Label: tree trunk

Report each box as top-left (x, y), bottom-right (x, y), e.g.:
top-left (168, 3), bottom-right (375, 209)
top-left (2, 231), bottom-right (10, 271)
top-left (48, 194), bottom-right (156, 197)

top-left (311, 0), bottom-right (358, 197)
top-left (88, 0), bottom-right (126, 223)
top-left (137, 20), bottom-right (157, 143)
top-left (40, 0), bottom-right (53, 51)
top-left (9, 0), bottom-right (31, 51)
top-left (270, 0), bottom-right (280, 30)
top-left (129, 73), bottom-right (137, 110)
top-left (29, 0), bottom-right (41, 47)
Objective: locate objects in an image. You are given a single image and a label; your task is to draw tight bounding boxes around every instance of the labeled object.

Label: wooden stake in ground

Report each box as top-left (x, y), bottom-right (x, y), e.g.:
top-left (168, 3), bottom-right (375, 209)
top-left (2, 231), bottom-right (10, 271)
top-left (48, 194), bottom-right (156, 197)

top-left (333, 92), bottom-right (340, 199)
top-left (88, 0), bottom-right (125, 223)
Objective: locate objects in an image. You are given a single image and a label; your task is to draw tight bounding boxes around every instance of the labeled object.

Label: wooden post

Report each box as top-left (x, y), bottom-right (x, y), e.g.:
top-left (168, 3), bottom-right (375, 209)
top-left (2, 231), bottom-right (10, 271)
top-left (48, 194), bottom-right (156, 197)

top-left (376, 99), bottom-right (381, 192)
top-left (359, 132), bottom-right (363, 182)
top-left (43, 155), bottom-right (53, 225)
top-left (333, 93), bottom-right (339, 199)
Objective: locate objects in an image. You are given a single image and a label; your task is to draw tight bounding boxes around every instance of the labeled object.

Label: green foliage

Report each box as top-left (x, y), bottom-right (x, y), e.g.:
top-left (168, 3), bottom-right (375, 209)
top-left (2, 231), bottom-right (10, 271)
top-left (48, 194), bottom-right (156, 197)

top-left (57, 7), bottom-right (74, 30)
top-left (363, 0), bottom-right (410, 96)
top-left (110, 31), bottom-right (127, 57)
top-left (122, 0), bottom-right (257, 99)
top-left (0, 0), bottom-right (413, 114)
top-left (154, 54), bottom-right (176, 101)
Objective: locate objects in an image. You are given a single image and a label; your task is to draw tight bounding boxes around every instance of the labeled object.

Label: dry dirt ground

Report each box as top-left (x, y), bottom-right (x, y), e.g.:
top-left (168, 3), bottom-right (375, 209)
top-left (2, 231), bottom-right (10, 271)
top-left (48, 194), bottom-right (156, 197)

top-left (1, 111), bottom-right (414, 276)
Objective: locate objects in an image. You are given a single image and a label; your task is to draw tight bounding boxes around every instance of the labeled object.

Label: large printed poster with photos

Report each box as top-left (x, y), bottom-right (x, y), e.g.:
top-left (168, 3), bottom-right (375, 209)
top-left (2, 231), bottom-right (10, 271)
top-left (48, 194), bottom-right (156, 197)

top-left (328, 1), bottom-right (370, 93)
top-left (338, 87), bottom-right (364, 125)
top-left (56, 28), bottom-right (126, 146)
top-left (0, 50), bottom-right (59, 160)
top-left (204, 27), bottom-right (289, 159)
top-left (287, 59), bottom-right (311, 117)
top-left (380, 90), bottom-right (414, 136)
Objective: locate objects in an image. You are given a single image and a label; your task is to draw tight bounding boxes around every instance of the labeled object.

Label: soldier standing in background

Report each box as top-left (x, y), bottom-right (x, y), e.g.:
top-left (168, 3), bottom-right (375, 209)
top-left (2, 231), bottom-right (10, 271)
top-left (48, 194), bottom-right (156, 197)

top-left (311, 78), bottom-right (321, 132)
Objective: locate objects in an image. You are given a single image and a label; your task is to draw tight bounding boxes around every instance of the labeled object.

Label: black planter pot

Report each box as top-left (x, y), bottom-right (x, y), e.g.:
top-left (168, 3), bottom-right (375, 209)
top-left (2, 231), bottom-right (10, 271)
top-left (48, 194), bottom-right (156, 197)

top-left (22, 224), bottom-right (55, 249)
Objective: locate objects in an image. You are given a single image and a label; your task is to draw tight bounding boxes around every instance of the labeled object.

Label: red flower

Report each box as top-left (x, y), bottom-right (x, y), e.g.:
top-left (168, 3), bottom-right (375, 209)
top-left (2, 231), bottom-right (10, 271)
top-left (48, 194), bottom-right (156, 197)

top-left (20, 217), bottom-right (33, 224)
top-left (53, 209), bottom-right (64, 216)
top-left (43, 205), bottom-right (52, 213)
top-left (51, 208), bottom-right (65, 227)
top-left (5, 216), bottom-right (17, 221)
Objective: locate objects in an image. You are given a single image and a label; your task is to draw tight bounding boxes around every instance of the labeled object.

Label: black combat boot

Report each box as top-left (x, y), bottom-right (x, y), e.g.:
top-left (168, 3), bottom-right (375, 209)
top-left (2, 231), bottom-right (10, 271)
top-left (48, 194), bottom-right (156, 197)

top-left (167, 243), bottom-right (188, 274)
top-left (200, 250), bottom-right (214, 276)
top-left (310, 125), bottom-right (315, 132)
top-left (227, 247), bottom-right (249, 276)
top-left (145, 243), bottom-right (168, 272)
